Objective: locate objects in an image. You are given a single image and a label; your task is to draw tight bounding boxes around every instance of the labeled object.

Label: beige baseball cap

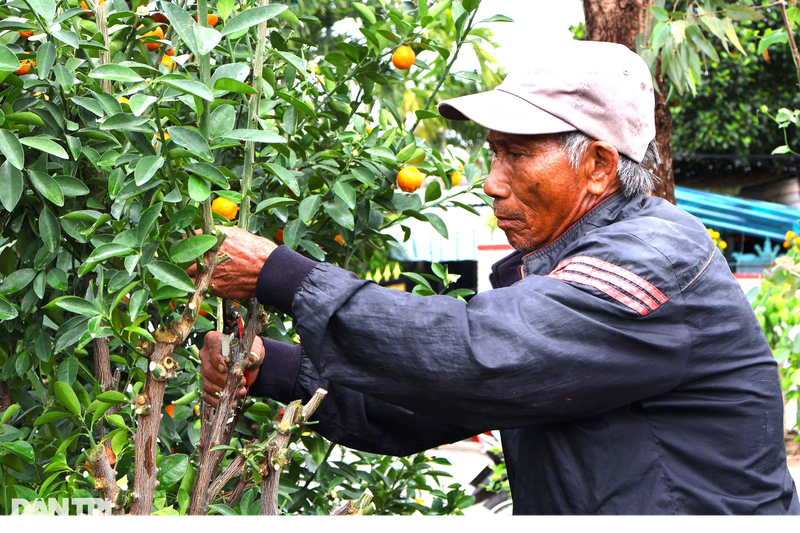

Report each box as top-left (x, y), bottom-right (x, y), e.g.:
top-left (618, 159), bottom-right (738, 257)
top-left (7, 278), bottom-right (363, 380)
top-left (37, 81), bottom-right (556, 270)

top-left (437, 41), bottom-right (656, 163)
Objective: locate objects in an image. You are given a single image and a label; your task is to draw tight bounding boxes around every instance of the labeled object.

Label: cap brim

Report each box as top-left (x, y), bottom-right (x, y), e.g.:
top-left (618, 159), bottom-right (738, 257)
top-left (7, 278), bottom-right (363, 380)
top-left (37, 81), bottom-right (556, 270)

top-left (438, 89), bottom-right (576, 136)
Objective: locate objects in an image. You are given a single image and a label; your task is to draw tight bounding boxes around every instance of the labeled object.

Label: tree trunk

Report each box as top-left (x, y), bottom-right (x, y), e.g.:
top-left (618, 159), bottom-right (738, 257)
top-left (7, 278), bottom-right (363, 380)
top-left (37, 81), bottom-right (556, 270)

top-left (581, 0), bottom-right (676, 203)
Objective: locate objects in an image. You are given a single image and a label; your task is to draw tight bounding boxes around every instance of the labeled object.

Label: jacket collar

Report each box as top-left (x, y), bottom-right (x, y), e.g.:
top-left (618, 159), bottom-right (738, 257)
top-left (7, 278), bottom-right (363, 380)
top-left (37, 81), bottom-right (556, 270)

top-left (490, 193), bottom-right (637, 288)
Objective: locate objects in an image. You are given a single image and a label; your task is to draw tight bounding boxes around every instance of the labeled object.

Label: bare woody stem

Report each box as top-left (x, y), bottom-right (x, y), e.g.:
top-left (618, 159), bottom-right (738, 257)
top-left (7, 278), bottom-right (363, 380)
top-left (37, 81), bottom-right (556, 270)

top-left (90, 444), bottom-right (123, 515)
top-left (188, 300), bottom-right (267, 515)
top-left (94, 0), bottom-right (111, 93)
top-left (780, 0), bottom-right (800, 88)
top-left (129, 235), bottom-right (223, 515)
top-left (259, 389), bottom-right (327, 515)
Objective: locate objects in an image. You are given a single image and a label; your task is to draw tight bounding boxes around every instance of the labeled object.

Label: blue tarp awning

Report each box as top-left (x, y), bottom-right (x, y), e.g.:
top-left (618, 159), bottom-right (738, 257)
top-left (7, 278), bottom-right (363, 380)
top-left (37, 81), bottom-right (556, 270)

top-left (674, 186), bottom-right (800, 241)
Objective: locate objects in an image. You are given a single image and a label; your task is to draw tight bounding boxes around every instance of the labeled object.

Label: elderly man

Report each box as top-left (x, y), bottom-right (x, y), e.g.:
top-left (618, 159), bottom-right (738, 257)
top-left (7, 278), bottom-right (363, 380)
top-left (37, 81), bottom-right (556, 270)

top-left (198, 41), bottom-right (799, 514)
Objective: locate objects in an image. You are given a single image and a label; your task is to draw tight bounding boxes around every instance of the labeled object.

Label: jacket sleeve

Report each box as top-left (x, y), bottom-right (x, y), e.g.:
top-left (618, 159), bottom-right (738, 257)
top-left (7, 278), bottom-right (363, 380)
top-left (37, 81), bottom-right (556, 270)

top-left (249, 338), bottom-right (480, 456)
top-left (256, 246), bottom-right (693, 433)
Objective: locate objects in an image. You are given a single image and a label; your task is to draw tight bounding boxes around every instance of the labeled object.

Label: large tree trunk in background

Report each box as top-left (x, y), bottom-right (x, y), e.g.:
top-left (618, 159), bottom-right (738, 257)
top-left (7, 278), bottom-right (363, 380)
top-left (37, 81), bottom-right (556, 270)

top-left (582, 0), bottom-right (676, 204)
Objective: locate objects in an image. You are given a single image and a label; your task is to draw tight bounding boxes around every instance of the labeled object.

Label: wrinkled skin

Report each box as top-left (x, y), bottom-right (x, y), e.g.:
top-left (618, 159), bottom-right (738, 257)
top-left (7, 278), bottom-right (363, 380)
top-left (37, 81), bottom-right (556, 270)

top-left (186, 225), bottom-right (277, 300)
top-left (485, 132), bottom-right (621, 253)
top-left (200, 330), bottom-right (266, 408)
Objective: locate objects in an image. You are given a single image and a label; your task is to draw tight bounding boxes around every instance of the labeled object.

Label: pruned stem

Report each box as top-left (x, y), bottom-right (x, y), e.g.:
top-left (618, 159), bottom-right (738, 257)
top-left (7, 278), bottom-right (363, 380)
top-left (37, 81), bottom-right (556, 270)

top-left (259, 389), bottom-right (327, 515)
top-left (90, 444), bottom-right (123, 515)
top-left (188, 300), bottom-right (267, 515)
top-left (129, 236), bottom-right (223, 515)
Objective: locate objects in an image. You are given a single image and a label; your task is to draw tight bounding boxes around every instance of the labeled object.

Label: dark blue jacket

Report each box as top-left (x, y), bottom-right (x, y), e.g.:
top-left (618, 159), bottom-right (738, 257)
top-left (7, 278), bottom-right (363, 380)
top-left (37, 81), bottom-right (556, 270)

top-left (252, 193), bottom-right (799, 514)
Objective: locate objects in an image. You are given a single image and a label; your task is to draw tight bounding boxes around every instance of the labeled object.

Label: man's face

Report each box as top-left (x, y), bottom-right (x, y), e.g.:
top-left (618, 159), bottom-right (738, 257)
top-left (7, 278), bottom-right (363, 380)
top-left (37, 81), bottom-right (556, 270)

top-left (485, 132), bottom-right (592, 253)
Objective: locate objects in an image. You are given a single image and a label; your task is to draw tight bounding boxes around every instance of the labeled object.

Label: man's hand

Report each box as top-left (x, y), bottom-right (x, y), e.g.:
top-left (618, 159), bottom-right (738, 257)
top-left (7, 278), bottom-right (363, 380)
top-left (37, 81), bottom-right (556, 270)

top-left (199, 331), bottom-right (265, 408)
top-left (186, 226), bottom-right (277, 300)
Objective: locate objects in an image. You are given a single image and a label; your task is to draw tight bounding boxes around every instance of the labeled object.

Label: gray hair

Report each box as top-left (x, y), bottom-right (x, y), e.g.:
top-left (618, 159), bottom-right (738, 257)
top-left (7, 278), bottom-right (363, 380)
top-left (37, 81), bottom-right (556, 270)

top-left (556, 132), bottom-right (661, 197)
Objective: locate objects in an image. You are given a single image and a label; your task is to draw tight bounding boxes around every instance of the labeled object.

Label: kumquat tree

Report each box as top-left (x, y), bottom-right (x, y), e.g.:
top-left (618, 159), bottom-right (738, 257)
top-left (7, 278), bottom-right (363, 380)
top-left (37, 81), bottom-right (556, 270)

top-left (0, 0), bottom-right (502, 515)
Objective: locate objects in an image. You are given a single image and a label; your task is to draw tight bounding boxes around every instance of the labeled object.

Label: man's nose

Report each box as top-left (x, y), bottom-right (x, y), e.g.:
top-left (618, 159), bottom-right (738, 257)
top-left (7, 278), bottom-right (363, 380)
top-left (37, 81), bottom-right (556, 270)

top-left (484, 165), bottom-right (510, 199)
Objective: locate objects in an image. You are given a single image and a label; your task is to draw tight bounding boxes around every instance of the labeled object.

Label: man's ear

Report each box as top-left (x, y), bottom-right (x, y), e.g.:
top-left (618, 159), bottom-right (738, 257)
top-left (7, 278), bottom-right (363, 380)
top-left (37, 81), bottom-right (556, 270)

top-left (580, 141), bottom-right (620, 196)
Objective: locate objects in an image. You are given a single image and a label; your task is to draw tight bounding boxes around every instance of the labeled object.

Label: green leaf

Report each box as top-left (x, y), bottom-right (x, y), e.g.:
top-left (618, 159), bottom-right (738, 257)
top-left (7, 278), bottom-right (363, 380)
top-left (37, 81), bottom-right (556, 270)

top-left (299, 239), bottom-right (325, 261)
top-left (54, 296), bottom-right (100, 316)
top-left (39, 206), bottom-right (60, 253)
top-left (147, 261), bottom-right (197, 293)
top-left (100, 113), bottom-right (150, 131)
top-left (772, 145), bottom-right (791, 155)
top-left (20, 137), bottom-right (68, 160)
top-left (424, 212), bottom-right (448, 239)
top-left (52, 30), bottom-right (79, 49)
top-left (105, 413), bottom-right (126, 429)
top-left (96, 391), bottom-right (128, 404)
top-left (89, 63), bottom-right (144, 83)
top-left (0, 294), bottom-right (17, 320)
top-left (220, 4), bottom-right (289, 36)
top-left (29, 171), bottom-right (64, 206)
top-left (255, 197), bottom-right (296, 213)
top-left (213, 77), bottom-right (256, 94)
top-left (27, 0), bottom-right (56, 20)
top-left (209, 504), bottom-right (238, 516)
top-left (323, 197), bottom-right (354, 231)
top-left (161, 1), bottom-right (201, 57)
top-left (478, 14), bottom-right (514, 23)
top-left (0, 45), bottom-right (19, 73)
top-left (333, 181), bottom-right (356, 209)
top-left (34, 411), bottom-right (72, 426)
top-left (726, 4), bottom-right (763, 21)
top-left (3, 441), bottom-right (35, 463)
top-left (6, 112), bottom-right (46, 128)
top-left (184, 163), bottom-right (229, 188)
top-left (54, 381), bottom-right (81, 416)
top-left (264, 163), bottom-right (299, 193)
top-left (158, 454), bottom-right (189, 487)
top-left (283, 218), bottom-right (306, 250)
top-left (650, 5), bottom-right (669, 22)
top-left (425, 180), bottom-right (441, 203)
top-left (217, 0), bottom-right (235, 19)
top-left (723, 18), bottom-right (746, 55)
top-left (758, 29), bottom-right (788, 55)
top-left (193, 24), bottom-right (222, 55)
top-left (56, 358), bottom-right (78, 385)
top-left (414, 109), bottom-right (439, 120)
top-left (351, 167), bottom-right (377, 187)
top-left (128, 290), bottom-right (148, 322)
top-left (87, 243), bottom-right (134, 262)
top-left (36, 42), bottom-right (56, 79)
top-left (157, 77), bottom-right (214, 102)
top-left (0, 404), bottom-right (20, 425)
top-left (71, 96), bottom-right (104, 117)
top-left (0, 269), bottom-right (36, 295)
top-left (686, 25), bottom-right (719, 62)
top-left (298, 195), bottom-right (321, 223)
top-left (137, 202), bottom-right (162, 245)
top-left (170, 235), bottom-right (217, 263)
top-left (135, 156), bottom-right (164, 186)
top-left (129, 93), bottom-right (157, 117)
top-left (188, 175), bottom-right (211, 202)
top-left (276, 51), bottom-right (306, 73)
top-left (209, 104), bottom-right (235, 137)
top-left (0, 161), bottom-right (23, 212)
top-left (650, 21), bottom-right (670, 48)
top-left (221, 129), bottom-right (286, 143)
top-left (0, 130), bottom-right (24, 169)
top-left (352, 3), bottom-right (376, 24)
top-left (166, 127), bottom-right (213, 162)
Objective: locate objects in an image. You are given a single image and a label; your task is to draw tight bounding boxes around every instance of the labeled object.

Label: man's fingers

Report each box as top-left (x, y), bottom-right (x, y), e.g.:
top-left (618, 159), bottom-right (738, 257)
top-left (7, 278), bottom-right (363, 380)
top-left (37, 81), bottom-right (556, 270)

top-left (203, 392), bottom-right (219, 408)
